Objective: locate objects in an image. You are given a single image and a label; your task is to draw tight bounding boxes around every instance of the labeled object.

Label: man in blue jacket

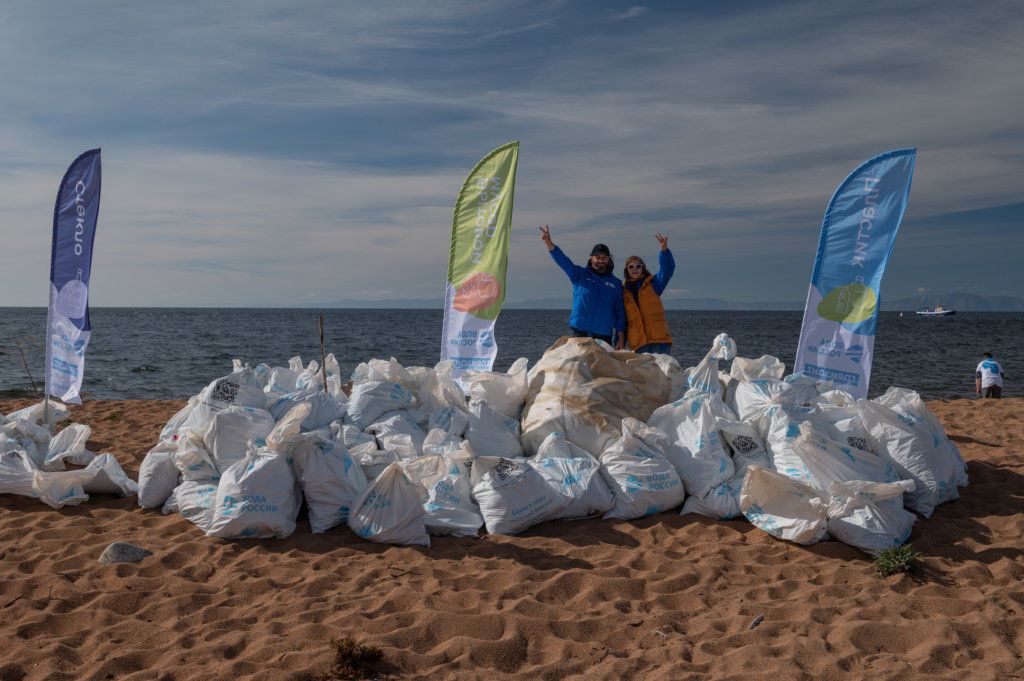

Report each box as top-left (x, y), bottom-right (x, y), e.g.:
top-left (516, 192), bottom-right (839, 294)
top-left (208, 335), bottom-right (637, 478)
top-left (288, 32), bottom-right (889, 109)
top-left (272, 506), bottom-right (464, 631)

top-left (540, 225), bottom-right (626, 349)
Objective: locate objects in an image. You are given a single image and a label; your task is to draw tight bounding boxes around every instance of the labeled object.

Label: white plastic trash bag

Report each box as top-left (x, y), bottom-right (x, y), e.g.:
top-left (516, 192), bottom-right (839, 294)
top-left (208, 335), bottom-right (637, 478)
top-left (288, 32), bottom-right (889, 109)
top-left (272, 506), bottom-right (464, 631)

top-left (0, 449), bottom-right (44, 500)
top-left (681, 419), bottom-right (769, 520)
top-left (857, 399), bottom-right (960, 518)
top-left (346, 381), bottom-right (420, 429)
top-left (159, 396), bottom-right (200, 442)
top-left (873, 387), bottom-right (968, 488)
top-left (647, 393), bottom-right (736, 497)
top-left (685, 333), bottom-right (736, 397)
top-left (44, 423), bottom-right (95, 471)
top-left (339, 424), bottom-right (376, 450)
top-left (351, 357), bottom-right (418, 390)
top-left (207, 445), bottom-right (300, 539)
top-left (421, 429), bottom-right (464, 458)
top-left (740, 465), bottom-right (829, 545)
top-left (82, 453), bottom-right (138, 496)
top-left (349, 441), bottom-right (398, 483)
top-left (535, 431), bottom-right (596, 461)
top-left (138, 440), bottom-right (181, 508)
top-left (536, 455), bottom-right (615, 520)
top-left (1, 448), bottom-right (100, 509)
top-left (716, 418), bottom-right (772, 475)
top-left (264, 403), bottom-right (312, 460)
top-left (6, 418), bottom-right (51, 455)
top-left (791, 422), bottom-right (905, 491)
top-left (779, 373), bottom-right (825, 406)
top-left (764, 405), bottom-right (817, 482)
top-left (263, 365), bottom-right (301, 402)
top-left (267, 387), bottom-right (346, 431)
top-left (681, 479), bottom-right (743, 519)
top-left (172, 480), bottom-right (219, 532)
top-left (599, 418), bottom-right (685, 520)
top-left (428, 404), bottom-right (469, 438)
top-left (812, 405), bottom-right (874, 453)
top-left (366, 411), bottom-right (427, 454)
top-left (347, 462), bottom-right (430, 546)
top-left (181, 367), bottom-right (267, 432)
top-left (174, 430), bottom-right (221, 484)
top-left (299, 435), bottom-right (368, 534)
top-left (465, 357), bottom-right (529, 418)
top-left (826, 479), bottom-right (917, 555)
top-left (470, 456), bottom-right (570, 536)
top-left (32, 470), bottom-right (93, 509)
top-left (727, 379), bottom-right (789, 434)
top-left (730, 355), bottom-right (785, 382)
top-left (0, 450), bottom-right (91, 508)
top-left (203, 406), bottom-right (276, 473)
top-left (404, 452), bottom-right (483, 537)
top-left (4, 400), bottom-right (70, 432)
top-left (466, 400), bottom-right (524, 459)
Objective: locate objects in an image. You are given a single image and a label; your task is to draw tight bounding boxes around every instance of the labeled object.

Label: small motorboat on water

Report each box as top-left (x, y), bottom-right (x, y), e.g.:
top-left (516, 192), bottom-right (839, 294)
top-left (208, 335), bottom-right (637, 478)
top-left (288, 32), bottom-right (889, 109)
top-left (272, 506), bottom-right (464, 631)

top-left (916, 305), bottom-right (955, 316)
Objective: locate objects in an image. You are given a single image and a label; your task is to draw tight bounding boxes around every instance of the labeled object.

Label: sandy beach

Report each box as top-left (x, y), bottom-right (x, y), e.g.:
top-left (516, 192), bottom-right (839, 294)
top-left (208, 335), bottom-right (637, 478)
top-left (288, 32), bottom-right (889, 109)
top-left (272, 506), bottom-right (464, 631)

top-left (1, 396), bottom-right (1023, 681)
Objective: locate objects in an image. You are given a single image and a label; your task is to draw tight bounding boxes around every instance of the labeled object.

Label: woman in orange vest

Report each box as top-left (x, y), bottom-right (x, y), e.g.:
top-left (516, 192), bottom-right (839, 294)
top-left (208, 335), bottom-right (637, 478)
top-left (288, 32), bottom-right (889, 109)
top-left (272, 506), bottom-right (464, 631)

top-left (622, 232), bottom-right (675, 354)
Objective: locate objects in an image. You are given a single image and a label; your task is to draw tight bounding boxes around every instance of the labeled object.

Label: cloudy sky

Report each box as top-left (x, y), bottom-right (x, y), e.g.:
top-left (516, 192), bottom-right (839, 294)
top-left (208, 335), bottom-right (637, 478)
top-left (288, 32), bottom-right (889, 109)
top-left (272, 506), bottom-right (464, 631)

top-left (1, 0), bottom-right (1021, 308)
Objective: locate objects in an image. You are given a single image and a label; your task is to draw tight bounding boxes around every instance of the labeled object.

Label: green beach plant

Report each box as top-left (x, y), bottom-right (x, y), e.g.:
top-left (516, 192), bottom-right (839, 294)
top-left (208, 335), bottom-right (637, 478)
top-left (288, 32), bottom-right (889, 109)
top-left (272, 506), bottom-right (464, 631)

top-left (873, 543), bottom-right (924, 577)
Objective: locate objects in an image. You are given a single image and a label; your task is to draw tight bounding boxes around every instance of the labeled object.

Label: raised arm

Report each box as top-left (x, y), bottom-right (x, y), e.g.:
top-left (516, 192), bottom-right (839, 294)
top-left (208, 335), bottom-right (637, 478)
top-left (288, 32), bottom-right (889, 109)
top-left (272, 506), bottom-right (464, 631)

top-left (539, 225), bottom-right (555, 251)
top-left (651, 233), bottom-right (675, 295)
top-left (542, 225), bottom-right (581, 281)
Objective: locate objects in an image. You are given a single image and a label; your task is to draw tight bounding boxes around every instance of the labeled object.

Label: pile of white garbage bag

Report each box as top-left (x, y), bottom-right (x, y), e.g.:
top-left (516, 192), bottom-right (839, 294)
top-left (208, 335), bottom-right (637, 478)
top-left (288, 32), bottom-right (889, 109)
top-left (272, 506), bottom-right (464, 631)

top-left (126, 334), bottom-right (966, 555)
top-left (0, 401), bottom-right (138, 508)
top-left (2, 334), bottom-right (968, 556)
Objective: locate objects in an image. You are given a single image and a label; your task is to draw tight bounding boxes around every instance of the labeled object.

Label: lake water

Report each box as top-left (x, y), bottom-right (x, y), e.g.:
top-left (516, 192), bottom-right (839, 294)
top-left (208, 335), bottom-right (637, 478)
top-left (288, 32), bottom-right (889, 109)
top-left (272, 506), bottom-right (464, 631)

top-left (1, 308), bottom-right (1018, 401)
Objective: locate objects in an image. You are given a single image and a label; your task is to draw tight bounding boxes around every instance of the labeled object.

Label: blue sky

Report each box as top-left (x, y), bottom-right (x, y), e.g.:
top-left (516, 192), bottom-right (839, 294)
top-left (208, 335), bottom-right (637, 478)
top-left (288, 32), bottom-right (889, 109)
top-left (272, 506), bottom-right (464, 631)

top-left (1, 0), bottom-right (1022, 307)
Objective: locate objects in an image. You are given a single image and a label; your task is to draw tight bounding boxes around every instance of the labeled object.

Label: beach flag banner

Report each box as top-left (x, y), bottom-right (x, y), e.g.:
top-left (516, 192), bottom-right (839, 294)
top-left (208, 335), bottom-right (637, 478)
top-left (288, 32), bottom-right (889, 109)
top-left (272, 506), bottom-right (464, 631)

top-left (441, 141), bottom-right (519, 388)
top-left (44, 148), bottom-right (102, 405)
top-left (794, 148), bottom-right (916, 400)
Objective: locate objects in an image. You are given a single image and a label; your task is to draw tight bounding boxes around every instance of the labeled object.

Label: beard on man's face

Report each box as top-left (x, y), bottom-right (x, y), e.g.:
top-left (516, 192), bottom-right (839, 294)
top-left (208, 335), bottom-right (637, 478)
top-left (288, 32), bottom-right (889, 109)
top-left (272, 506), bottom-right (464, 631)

top-left (590, 258), bottom-right (611, 275)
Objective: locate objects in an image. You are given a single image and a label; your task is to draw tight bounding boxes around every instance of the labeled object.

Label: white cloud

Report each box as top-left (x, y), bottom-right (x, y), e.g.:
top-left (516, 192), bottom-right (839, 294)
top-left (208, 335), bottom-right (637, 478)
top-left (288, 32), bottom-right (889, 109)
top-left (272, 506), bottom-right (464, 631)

top-left (610, 7), bottom-right (648, 21)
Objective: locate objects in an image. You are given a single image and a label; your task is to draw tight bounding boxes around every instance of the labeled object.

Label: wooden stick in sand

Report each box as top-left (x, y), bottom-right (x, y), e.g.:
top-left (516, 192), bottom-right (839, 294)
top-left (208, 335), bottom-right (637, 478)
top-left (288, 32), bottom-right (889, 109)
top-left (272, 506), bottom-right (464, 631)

top-left (319, 315), bottom-right (328, 394)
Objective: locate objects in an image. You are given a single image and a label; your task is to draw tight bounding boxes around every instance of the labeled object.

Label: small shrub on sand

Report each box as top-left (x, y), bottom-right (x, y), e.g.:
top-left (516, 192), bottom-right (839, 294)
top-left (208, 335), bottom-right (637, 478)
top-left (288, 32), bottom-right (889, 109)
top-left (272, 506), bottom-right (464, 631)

top-left (874, 544), bottom-right (924, 577)
top-left (312, 637), bottom-right (385, 680)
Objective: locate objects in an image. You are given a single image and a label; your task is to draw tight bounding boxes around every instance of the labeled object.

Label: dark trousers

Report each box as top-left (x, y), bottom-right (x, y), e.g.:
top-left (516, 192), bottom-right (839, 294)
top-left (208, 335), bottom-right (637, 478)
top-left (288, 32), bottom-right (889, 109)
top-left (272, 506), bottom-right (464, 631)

top-left (982, 385), bottom-right (1002, 399)
top-left (570, 327), bottom-right (612, 345)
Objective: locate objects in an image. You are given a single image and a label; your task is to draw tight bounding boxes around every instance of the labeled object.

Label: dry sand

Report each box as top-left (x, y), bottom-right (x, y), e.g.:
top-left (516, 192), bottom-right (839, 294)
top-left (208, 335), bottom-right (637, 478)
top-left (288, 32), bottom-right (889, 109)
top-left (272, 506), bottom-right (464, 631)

top-left (1, 396), bottom-right (1023, 681)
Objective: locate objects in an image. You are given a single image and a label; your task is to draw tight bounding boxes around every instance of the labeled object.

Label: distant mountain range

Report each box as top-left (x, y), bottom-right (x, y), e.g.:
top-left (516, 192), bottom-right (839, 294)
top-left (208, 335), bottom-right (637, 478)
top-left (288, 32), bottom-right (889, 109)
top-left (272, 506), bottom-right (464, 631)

top-left (293, 296), bottom-right (804, 310)
top-left (294, 292), bottom-right (1024, 312)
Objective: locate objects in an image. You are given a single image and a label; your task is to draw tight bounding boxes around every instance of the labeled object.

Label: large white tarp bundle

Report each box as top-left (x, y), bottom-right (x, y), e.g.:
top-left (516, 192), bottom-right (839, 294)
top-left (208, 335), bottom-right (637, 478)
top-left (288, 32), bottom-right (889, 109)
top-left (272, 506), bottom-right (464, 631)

top-left (520, 337), bottom-right (673, 458)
